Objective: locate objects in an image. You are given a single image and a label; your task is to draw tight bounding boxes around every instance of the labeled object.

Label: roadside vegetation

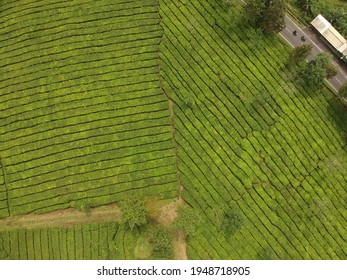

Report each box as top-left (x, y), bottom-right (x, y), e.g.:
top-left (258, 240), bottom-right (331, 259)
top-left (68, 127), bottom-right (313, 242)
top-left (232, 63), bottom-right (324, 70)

top-left (289, 0), bottom-right (347, 36)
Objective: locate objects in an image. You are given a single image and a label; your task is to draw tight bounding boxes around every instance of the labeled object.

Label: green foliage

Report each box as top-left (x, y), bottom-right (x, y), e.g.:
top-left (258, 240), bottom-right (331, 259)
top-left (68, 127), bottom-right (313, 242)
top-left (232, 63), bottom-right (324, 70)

top-left (120, 198), bottom-right (148, 230)
top-left (298, 52), bottom-right (333, 88)
top-left (1, 0), bottom-right (347, 262)
top-left (325, 64), bottom-right (338, 79)
top-left (172, 205), bottom-right (201, 236)
top-left (299, 61), bottom-right (327, 87)
top-left (295, 0), bottom-right (347, 36)
top-left (149, 226), bottom-right (174, 259)
top-left (223, 207), bottom-right (244, 237)
top-left (338, 83), bottom-right (347, 98)
top-left (296, 0), bottom-right (318, 16)
top-left (314, 52), bottom-right (333, 69)
top-left (71, 201), bottom-right (91, 213)
top-left (260, 0), bottom-right (286, 33)
top-left (256, 247), bottom-right (276, 260)
top-left (245, 0), bottom-right (286, 32)
top-left (244, 0), bottom-right (265, 25)
top-left (288, 44), bottom-right (313, 65)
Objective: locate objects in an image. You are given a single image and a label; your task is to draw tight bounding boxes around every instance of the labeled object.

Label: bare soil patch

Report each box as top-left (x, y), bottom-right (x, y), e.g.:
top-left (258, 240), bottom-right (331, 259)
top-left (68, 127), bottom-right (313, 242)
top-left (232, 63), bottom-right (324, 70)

top-left (156, 198), bottom-right (184, 226)
top-left (173, 231), bottom-right (188, 260)
top-left (153, 198), bottom-right (187, 260)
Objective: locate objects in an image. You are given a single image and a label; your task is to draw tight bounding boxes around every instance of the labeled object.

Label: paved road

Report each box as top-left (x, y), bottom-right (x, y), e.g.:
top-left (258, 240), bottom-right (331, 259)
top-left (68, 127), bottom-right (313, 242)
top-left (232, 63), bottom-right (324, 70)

top-left (280, 16), bottom-right (347, 91)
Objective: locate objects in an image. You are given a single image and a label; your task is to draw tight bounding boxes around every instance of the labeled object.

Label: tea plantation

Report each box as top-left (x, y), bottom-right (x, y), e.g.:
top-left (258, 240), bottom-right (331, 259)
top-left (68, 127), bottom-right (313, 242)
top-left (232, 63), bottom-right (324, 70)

top-left (0, 0), bottom-right (346, 259)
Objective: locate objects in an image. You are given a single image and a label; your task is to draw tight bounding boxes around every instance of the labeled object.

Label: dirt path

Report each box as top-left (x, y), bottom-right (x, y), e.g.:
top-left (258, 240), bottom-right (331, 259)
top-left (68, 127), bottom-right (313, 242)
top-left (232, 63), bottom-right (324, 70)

top-left (0, 203), bottom-right (121, 230)
top-left (154, 198), bottom-right (188, 260)
top-left (173, 231), bottom-right (188, 260)
top-left (0, 199), bottom-right (188, 260)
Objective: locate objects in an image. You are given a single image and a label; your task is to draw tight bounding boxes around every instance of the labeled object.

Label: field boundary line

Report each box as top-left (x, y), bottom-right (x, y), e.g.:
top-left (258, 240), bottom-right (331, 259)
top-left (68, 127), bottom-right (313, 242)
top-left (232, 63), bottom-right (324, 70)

top-left (0, 204), bottom-right (121, 231)
top-left (0, 156), bottom-right (11, 216)
top-left (156, 0), bottom-right (183, 200)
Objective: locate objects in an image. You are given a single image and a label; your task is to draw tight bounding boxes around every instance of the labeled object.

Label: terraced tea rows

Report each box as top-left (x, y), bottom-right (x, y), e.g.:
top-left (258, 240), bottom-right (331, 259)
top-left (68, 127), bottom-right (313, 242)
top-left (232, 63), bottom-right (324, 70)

top-left (0, 0), bottom-right (346, 260)
top-left (0, 0), bottom-right (178, 217)
top-left (0, 222), bottom-right (129, 259)
top-left (159, 0), bottom-right (347, 259)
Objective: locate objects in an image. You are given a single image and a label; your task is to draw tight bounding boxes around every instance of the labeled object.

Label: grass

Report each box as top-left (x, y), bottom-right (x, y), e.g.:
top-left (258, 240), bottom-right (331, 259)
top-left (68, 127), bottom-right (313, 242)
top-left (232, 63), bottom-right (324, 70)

top-left (0, 0), bottom-right (346, 260)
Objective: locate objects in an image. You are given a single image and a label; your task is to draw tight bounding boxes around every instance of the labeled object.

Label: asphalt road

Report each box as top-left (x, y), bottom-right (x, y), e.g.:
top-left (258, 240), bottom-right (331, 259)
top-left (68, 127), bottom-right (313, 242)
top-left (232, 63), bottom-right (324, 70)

top-left (279, 16), bottom-right (347, 91)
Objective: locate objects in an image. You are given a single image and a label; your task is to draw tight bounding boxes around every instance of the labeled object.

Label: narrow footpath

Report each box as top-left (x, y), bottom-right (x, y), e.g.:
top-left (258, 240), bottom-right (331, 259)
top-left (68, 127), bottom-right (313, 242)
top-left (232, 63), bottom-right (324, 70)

top-left (0, 204), bottom-right (121, 230)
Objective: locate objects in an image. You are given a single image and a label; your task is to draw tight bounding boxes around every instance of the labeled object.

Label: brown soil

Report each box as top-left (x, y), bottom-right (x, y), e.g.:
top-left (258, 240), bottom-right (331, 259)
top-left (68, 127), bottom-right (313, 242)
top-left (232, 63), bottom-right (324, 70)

top-left (173, 231), bottom-right (188, 260)
top-left (153, 198), bottom-right (187, 260)
top-left (0, 203), bottom-right (121, 230)
top-left (156, 198), bottom-right (184, 226)
top-left (0, 199), bottom-right (188, 260)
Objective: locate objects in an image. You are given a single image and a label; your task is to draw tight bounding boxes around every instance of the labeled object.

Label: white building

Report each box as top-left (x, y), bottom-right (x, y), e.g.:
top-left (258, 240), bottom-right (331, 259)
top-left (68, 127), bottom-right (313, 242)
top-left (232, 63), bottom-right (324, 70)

top-left (311, 14), bottom-right (347, 59)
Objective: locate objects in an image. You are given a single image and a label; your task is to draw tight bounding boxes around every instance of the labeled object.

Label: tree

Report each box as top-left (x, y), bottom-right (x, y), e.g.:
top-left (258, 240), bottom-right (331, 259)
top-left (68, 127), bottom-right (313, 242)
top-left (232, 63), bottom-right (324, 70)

top-left (244, 0), bottom-right (265, 25)
top-left (172, 205), bottom-right (201, 236)
top-left (260, 0), bottom-right (286, 33)
top-left (338, 83), bottom-right (347, 99)
top-left (314, 52), bottom-right (333, 69)
top-left (297, 0), bottom-right (317, 16)
top-left (120, 197), bottom-right (147, 230)
top-left (299, 61), bottom-right (326, 88)
top-left (325, 64), bottom-right (338, 79)
top-left (244, 0), bottom-right (286, 33)
top-left (223, 207), bottom-right (244, 237)
top-left (299, 52), bottom-right (334, 88)
top-left (287, 44), bottom-right (313, 65)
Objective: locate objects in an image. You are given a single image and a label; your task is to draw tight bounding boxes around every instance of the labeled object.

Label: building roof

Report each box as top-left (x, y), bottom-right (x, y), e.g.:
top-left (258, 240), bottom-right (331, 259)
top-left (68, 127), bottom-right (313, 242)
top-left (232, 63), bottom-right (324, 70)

top-left (311, 14), bottom-right (347, 56)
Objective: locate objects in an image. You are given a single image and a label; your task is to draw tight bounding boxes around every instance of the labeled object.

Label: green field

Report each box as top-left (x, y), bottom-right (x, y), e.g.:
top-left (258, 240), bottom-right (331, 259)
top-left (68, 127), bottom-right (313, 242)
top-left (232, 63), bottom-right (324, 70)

top-left (160, 0), bottom-right (347, 259)
top-left (0, 0), bottom-right (346, 259)
top-left (0, 222), bottom-right (143, 259)
top-left (0, 0), bottom-right (178, 218)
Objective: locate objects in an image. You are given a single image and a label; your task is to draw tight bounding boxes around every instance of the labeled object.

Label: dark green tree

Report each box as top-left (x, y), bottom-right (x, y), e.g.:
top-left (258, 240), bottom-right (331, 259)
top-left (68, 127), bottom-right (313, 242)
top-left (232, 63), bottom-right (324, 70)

top-left (260, 0), bottom-right (286, 33)
top-left (172, 205), bottom-right (201, 236)
top-left (297, 0), bottom-right (317, 16)
top-left (325, 64), bottom-right (338, 79)
top-left (120, 197), bottom-right (148, 230)
top-left (299, 52), bottom-right (334, 88)
top-left (314, 52), bottom-right (333, 69)
top-left (223, 207), bottom-right (244, 237)
top-left (338, 83), bottom-right (347, 99)
top-left (244, 0), bottom-right (265, 25)
top-left (245, 0), bottom-right (286, 33)
top-left (299, 61), bottom-right (326, 88)
top-left (287, 44), bottom-right (313, 65)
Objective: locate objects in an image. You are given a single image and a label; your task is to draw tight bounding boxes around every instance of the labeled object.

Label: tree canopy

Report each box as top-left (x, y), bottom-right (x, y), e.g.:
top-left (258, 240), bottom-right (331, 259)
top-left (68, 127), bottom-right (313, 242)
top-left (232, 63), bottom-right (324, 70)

top-left (223, 207), bottom-right (244, 237)
top-left (120, 197), bottom-right (148, 230)
top-left (338, 83), bottom-right (347, 99)
top-left (288, 44), bottom-right (313, 65)
top-left (245, 0), bottom-right (286, 33)
top-left (299, 52), bottom-right (335, 88)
